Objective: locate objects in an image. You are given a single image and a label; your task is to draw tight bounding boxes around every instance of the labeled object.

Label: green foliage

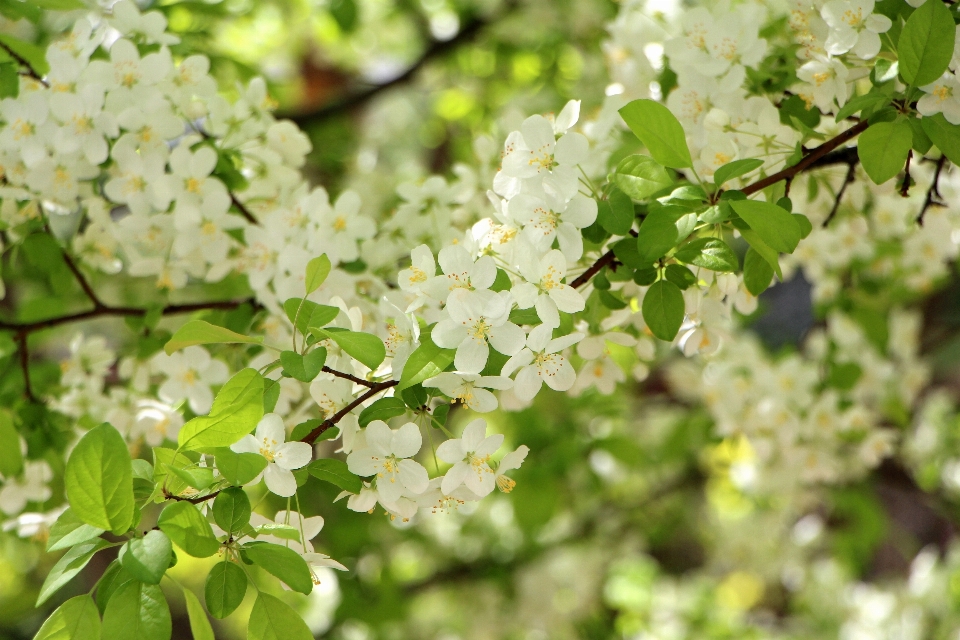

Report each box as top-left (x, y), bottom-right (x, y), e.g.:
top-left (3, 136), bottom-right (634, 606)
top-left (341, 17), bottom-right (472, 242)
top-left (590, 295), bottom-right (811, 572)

top-left (37, 539), bottom-right (111, 606)
top-left (309, 458), bottom-right (363, 493)
top-left (712, 158), bottom-right (764, 186)
top-left (673, 238), bottom-right (739, 272)
top-left (248, 593), bottom-right (314, 640)
top-left (119, 531), bottom-right (172, 585)
top-left (213, 487), bottom-right (252, 535)
top-left (636, 208), bottom-right (695, 265)
top-left (0, 409), bottom-right (22, 476)
top-left (64, 423), bottom-right (135, 535)
top-left (157, 502), bottom-right (221, 558)
top-left (33, 595), bottom-right (100, 640)
top-left (619, 99), bottom-right (693, 168)
top-left (182, 587), bottom-right (215, 640)
top-left (310, 328), bottom-right (385, 370)
top-left (898, 0), bottom-right (954, 86)
top-left (164, 320), bottom-right (263, 354)
top-left (729, 200), bottom-right (801, 254)
top-left (214, 447), bottom-right (269, 485)
top-left (177, 369), bottom-right (265, 451)
top-left (858, 121), bottom-right (913, 184)
top-left (641, 280), bottom-right (685, 341)
top-left (304, 254), bottom-right (332, 294)
top-left (242, 542), bottom-right (314, 595)
top-left (280, 348), bottom-right (327, 382)
top-left (358, 397), bottom-right (407, 426)
top-left (283, 298), bottom-right (339, 336)
top-left (46, 508), bottom-right (103, 552)
top-left (204, 561), bottom-right (247, 619)
top-left (921, 113), bottom-right (960, 165)
top-left (399, 333), bottom-right (456, 390)
top-left (612, 155), bottom-right (674, 201)
top-left (101, 581), bottom-right (172, 640)
top-left (743, 247), bottom-right (775, 296)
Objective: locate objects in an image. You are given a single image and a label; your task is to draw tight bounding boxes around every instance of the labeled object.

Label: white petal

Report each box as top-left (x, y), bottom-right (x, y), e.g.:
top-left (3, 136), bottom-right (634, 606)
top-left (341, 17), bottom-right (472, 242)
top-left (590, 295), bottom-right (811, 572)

top-left (554, 132), bottom-right (588, 166)
top-left (264, 465), bottom-right (298, 497)
top-left (273, 441), bottom-right (312, 470)
top-left (488, 322), bottom-right (526, 357)
top-left (391, 422), bottom-right (422, 459)
top-left (230, 434), bottom-right (260, 455)
top-left (454, 337), bottom-right (489, 374)
top-left (436, 438), bottom-right (465, 464)
top-left (255, 413), bottom-right (286, 444)
top-left (398, 459), bottom-right (429, 494)
top-left (440, 462), bottom-right (469, 495)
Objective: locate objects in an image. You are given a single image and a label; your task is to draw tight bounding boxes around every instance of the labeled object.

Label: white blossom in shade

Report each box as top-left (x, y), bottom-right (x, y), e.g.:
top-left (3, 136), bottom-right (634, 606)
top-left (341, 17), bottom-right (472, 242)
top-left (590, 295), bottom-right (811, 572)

top-left (250, 509), bottom-right (326, 554)
top-left (114, 101), bottom-right (184, 156)
top-left (796, 56), bottom-right (850, 111)
top-left (231, 413), bottom-right (312, 497)
top-left (497, 115), bottom-right (588, 201)
top-left (572, 332), bottom-right (636, 395)
top-left (266, 120), bottom-right (312, 167)
top-left (917, 72), bottom-right (960, 125)
top-left (502, 324), bottom-right (583, 400)
top-left (85, 39), bottom-right (172, 109)
top-left (415, 477), bottom-right (480, 514)
top-left (346, 421), bottom-right (429, 503)
top-left (131, 399), bottom-right (184, 447)
top-left (48, 85), bottom-right (117, 165)
top-left (318, 190), bottom-right (375, 264)
top-left (2, 505), bottom-right (66, 540)
top-left (508, 189), bottom-right (597, 261)
top-left (158, 142), bottom-right (230, 228)
top-left (103, 143), bottom-right (170, 215)
top-left (397, 245), bottom-right (436, 310)
top-left (26, 156), bottom-right (99, 205)
top-left (432, 289), bottom-right (526, 374)
top-left (344, 482), bottom-right (379, 513)
top-left (423, 372), bottom-right (514, 413)
top-left (151, 346), bottom-right (229, 414)
top-left (422, 244), bottom-right (497, 302)
top-left (494, 445), bottom-right (529, 493)
top-left (0, 92), bottom-right (52, 167)
top-left (109, 0), bottom-right (180, 45)
top-left (59, 334), bottom-right (115, 388)
top-left (0, 461), bottom-right (53, 516)
top-left (512, 249), bottom-right (585, 328)
top-left (821, 0), bottom-right (890, 59)
top-left (437, 418), bottom-right (503, 497)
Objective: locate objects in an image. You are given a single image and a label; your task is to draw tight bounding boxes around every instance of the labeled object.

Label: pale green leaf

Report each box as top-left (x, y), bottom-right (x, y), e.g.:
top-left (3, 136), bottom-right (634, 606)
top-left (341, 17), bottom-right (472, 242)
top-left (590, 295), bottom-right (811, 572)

top-left (618, 99), bottom-right (692, 169)
top-left (34, 595), bottom-right (100, 640)
top-left (304, 254), bottom-right (331, 294)
top-left (898, 0), bottom-right (954, 86)
top-left (64, 423), bottom-right (134, 534)
top-left (101, 581), bottom-right (171, 640)
top-left (157, 501), bottom-right (221, 558)
top-left (164, 320), bottom-right (262, 355)
top-left (248, 593), bottom-right (314, 640)
top-left (857, 121), bottom-right (912, 184)
top-left (37, 540), bottom-right (110, 606)
top-left (729, 200), bottom-right (801, 254)
top-left (612, 154), bottom-right (673, 201)
top-left (177, 369), bottom-right (264, 451)
top-left (242, 541), bottom-right (313, 595)
top-left (182, 586), bottom-right (215, 640)
top-left (641, 280), bottom-right (685, 341)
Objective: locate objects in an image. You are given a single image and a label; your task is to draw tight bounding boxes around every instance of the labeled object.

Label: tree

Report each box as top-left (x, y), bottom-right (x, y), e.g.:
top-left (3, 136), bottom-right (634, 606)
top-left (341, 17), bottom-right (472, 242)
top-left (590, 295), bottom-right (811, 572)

top-left (2, 0), bottom-right (960, 638)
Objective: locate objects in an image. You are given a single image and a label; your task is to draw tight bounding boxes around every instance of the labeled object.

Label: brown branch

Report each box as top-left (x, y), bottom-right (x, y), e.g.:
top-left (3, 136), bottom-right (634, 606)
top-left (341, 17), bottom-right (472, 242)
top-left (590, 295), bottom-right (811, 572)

top-left (301, 380), bottom-right (398, 444)
top-left (822, 160), bottom-right (858, 228)
top-left (163, 487), bottom-right (220, 504)
top-left (43, 225), bottom-right (106, 309)
top-left (230, 194), bottom-right (258, 225)
top-left (900, 150), bottom-right (913, 198)
top-left (0, 40), bottom-right (48, 87)
top-left (918, 156), bottom-right (949, 225)
top-left (282, 5), bottom-right (515, 127)
top-left (322, 366), bottom-right (377, 388)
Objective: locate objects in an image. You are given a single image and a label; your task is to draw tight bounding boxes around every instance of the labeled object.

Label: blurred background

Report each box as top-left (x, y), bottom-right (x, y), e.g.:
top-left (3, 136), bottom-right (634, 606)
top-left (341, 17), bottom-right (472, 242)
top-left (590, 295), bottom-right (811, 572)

top-left (5, 0), bottom-right (960, 639)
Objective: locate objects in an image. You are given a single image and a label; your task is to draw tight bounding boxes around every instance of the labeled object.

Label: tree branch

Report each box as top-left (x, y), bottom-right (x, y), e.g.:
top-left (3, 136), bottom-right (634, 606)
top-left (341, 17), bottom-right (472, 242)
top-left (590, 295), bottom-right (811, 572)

top-left (0, 40), bottom-right (48, 87)
top-left (822, 159), bottom-right (858, 228)
top-left (918, 155), bottom-right (949, 225)
top-left (300, 380), bottom-right (398, 444)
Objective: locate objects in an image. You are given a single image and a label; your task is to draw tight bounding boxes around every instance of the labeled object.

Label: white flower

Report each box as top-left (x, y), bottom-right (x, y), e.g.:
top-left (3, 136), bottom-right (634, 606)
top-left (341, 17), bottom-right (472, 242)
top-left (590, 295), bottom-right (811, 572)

top-left (493, 445), bottom-right (529, 493)
top-left (158, 142), bottom-right (230, 228)
top-left (821, 0), bottom-right (891, 59)
top-left (109, 0), bottom-right (180, 45)
top-left (512, 250), bottom-right (585, 327)
top-left (131, 400), bottom-right (184, 447)
top-left (422, 244), bottom-right (497, 302)
top-left (918, 72), bottom-right (960, 125)
top-left (103, 142), bottom-right (170, 216)
top-left (432, 289), bottom-right (526, 374)
top-left (415, 477), bottom-right (480, 513)
top-left (346, 421), bottom-right (429, 503)
top-left (436, 419), bottom-right (503, 497)
top-left (48, 85), bottom-right (117, 165)
top-left (502, 324), bottom-right (583, 400)
top-left (508, 190), bottom-right (598, 261)
top-left (424, 372), bottom-right (514, 413)
top-left (497, 114), bottom-right (588, 201)
top-left (0, 461), bottom-right (53, 516)
top-left (797, 56), bottom-right (850, 111)
top-left (230, 413), bottom-right (312, 497)
top-left (249, 509), bottom-right (325, 554)
top-left (151, 346), bottom-right (229, 414)
top-left (397, 244), bottom-right (436, 310)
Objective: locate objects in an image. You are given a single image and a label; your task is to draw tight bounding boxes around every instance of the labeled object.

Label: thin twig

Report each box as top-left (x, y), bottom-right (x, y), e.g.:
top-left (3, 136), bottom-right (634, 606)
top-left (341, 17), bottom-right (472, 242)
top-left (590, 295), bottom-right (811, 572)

top-left (321, 366), bottom-right (377, 388)
top-left (918, 156), bottom-right (949, 225)
top-left (229, 194), bottom-right (258, 225)
top-left (301, 380), bottom-right (398, 444)
top-left (823, 160), bottom-right (858, 228)
top-left (0, 40), bottom-right (48, 87)
top-left (900, 150), bottom-right (913, 198)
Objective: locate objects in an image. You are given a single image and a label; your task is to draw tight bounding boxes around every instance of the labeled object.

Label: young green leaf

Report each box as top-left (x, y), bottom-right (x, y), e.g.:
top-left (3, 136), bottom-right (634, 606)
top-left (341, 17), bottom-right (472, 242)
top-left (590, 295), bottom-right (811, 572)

top-left (921, 113), bottom-right (960, 165)
top-left (157, 501), bottom-right (221, 558)
top-left (673, 237), bottom-right (739, 272)
top-left (204, 560), bottom-right (247, 619)
top-left (739, 229), bottom-right (783, 280)
top-left (37, 539), bottom-right (110, 606)
top-left (641, 280), bottom-right (685, 341)
top-left (0, 34), bottom-right (49, 75)
top-left (304, 254), bottom-right (331, 294)
top-left (399, 333), bottom-right (456, 391)
top-left (212, 487), bottom-right (252, 535)
top-left (358, 397), bottom-right (407, 427)
top-left (165, 465), bottom-right (215, 491)
top-left (280, 348), bottom-right (326, 382)
top-left (712, 158), bottom-right (764, 186)
top-left (308, 458), bottom-right (363, 493)
top-left (95, 561), bottom-right (136, 614)
top-left (164, 320), bottom-right (262, 355)
top-left (729, 200), bottom-right (802, 254)
top-left (177, 368), bottom-right (264, 451)
top-left (182, 586), bottom-right (215, 640)
top-left (283, 298), bottom-right (339, 335)
top-left (311, 329), bottom-right (385, 370)
top-left (636, 209), bottom-right (694, 264)
top-left (213, 448), bottom-right (268, 485)
top-left (248, 593), bottom-right (314, 640)
top-left (898, 0), bottom-right (954, 86)
top-left (857, 121), bottom-right (912, 184)
top-left (743, 247), bottom-right (775, 296)
top-left (47, 508), bottom-right (104, 552)
top-left (597, 187), bottom-right (635, 235)
top-left (34, 595), bottom-right (100, 640)
top-left (119, 530), bottom-right (172, 585)
top-left (0, 409), bottom-right (22, 477)
top-left (612, 154), bottom-right (673, 201)
top-left (618, 99), bottom-right (693, 168)
top-left (64, 422), bottom-right (134, 534)
top-left (242, 541), bottom-right (314, 595)
top-left (101, 581), bottom-right (171, 640)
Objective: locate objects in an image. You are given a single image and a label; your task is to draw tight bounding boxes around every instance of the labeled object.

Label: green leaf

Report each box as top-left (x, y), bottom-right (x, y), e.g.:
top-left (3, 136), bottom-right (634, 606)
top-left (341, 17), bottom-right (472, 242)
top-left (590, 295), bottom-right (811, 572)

top-left (713, 158), bottom-right (764, 186)
top-left (636, 209), bottom-right (694, 264)
top-left (304, 254), bottom-right (331, 294)
top-left (740, 228), bottom-right (783, 280)
top-left (29, 0), bottom-right (88, 8)
top-left (612, 154), bottom-right (673, 201)
top-left (157, 501), bottom-right (221, 558)
top-left (664, 264), bottom-right (697, 290)
top-left (0, 34), bottom-right (48, 76)
top-left (835, 92), bottom-right (889, 123)
top-left (34, 595), bottom-right (100, 640)
top-left (280, 348), bottom-right (326, 382)
top-left (0, 62), bottom-right (17, 98)
top-left (311, 329), bottom-right (385, 370)
top-left (248, 593), bottom-right (314, 640)
top-left (794, 213), bottom-right (813, 239)
top-left (164, 320), bottom-right (262, 355)
top-left (242, 542), bottom-right (314, 595)
top-left (729, 200), bottom-right (802, 254)
top-left (182, 587), bottom-right (215, 640)
top-left (178, 369), bottom-right (264, 451)
top-left (618, 99), bottom-right (693, 169)
top-left (213, 448), bottom-right (268, 485)
top-left (119, 530), bottom-right (171, 585)
top-left (95, 562), bottom-right (136, 614)
top-left (308, 458), bottom-right (363, 493)
top-left (673, 237), bottom-right (738, 272)
top-left (204, 561), bottom-right (247, 619)
top-left (358, 397), bottom-right (407, 427)
top-left (166, 465), bottom-right (215, 491)
top-left (857, 121), bottom-right (912, 184)
top-left (36, 540), bottom-right (110, 606)
top-left (283, 298), bottom-right (339, 336)
top-left (597, 189), bottom-right (633, 236)
top-left (612, 238), bottom-right (645, 268)
top-left (0, 409), bottom-right (22, 477)
top-left (47, 508), bottom-right (104, 552)
top-left (743, 247), bottom-right (775, 296)
top-left (212, 487), bottom-right (251, 535)
top-left (400, 333), bottom-right (456, 391)
top-left (921, 113), bottom-right (960, 165)
top-left (101, 581), bottom-right (171, 640)
top-left (898, 0), bottom-right (954, 86)
top-left (641, 280), bottom-right (685, 341)
top-left (64, 423), bottom-right (134, 534)
top-left (251, 523), bottom-right (301, 541)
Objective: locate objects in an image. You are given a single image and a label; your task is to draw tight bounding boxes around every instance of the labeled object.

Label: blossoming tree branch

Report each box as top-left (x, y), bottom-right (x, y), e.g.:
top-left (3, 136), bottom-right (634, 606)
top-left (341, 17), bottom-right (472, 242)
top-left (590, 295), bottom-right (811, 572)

top-left (2, 0), bottom-right (960, 638)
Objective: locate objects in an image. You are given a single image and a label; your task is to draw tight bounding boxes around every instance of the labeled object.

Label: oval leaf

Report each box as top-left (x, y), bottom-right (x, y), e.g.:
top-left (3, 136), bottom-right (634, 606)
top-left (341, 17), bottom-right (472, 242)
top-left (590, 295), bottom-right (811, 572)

top-left (641, 280), bottom-right (685, 341)
top-left (37, 540), bottom-right (110, 606)
top-left (308, 458), bottom-right (363, 493)
top-left (857, 121), bottom-right (913, 184)
top-left (674, 237), bottom-right (738, 272)
top-left (182, 586), bottom-right (215, 640)
top-left (119, 530), bottom-right (172, 585)
top-left (304, 254), bottom-right (331, 294)
top-left (34, 595), bottom-right (100, 640)
top-left (612, 155), bottom-right (673, 201)
top-left (204, 561), bottom-right (247, 619)
top-left (248, 593), bottom-right (314, 640)
top-left (212, 487), bottom-right (251, 535)
top-left (242, 541), bottom-right (314, 595)
top-left (729, 199), bottom-right (802, 254)
top-left (64, 423), bottom-right (134, 534)
top-left (921, 113), bottom-right (960, 165)
top-left (898, 0), bottom-right (954, 87)
top-left (400, 333), bottom-right (456, 391)
top-left (713, 158), bottom-right (764, 186)
top-left (618, 99), bottom-right (692, 169)
top-left (178, 369), bottom-right (264, 451)
top-left (157, 501), bottom-right (221, 558)
top-left (164, 320), bottom-right (262, 355)
top-left (101, 581), bottom-right (171, 640)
